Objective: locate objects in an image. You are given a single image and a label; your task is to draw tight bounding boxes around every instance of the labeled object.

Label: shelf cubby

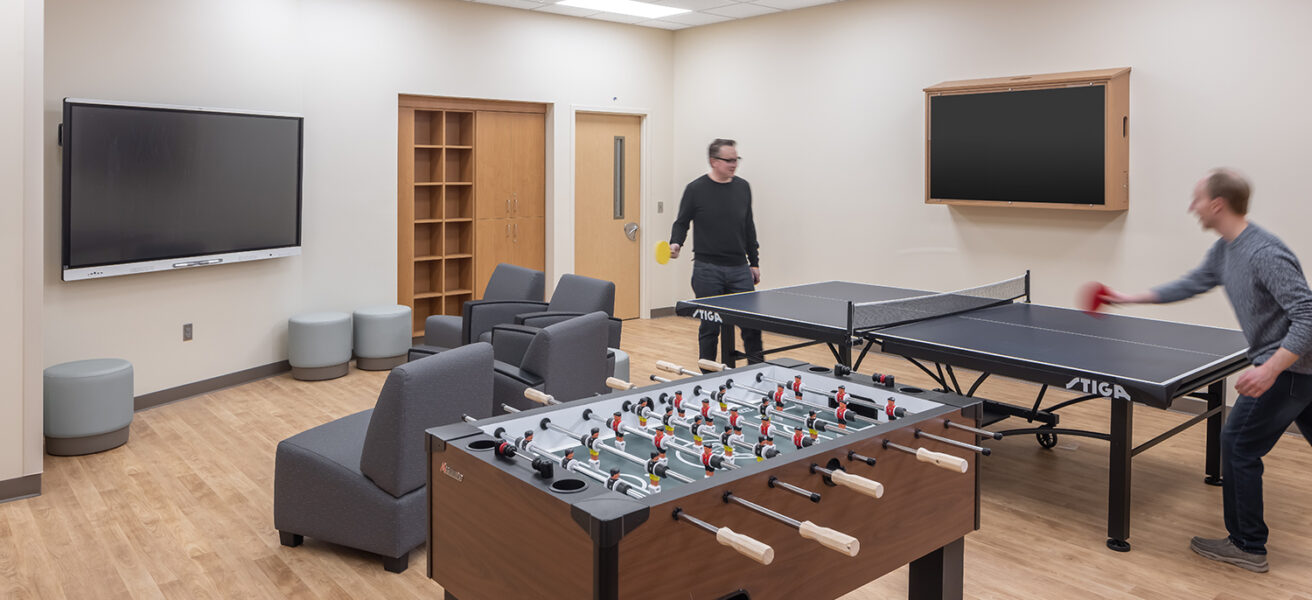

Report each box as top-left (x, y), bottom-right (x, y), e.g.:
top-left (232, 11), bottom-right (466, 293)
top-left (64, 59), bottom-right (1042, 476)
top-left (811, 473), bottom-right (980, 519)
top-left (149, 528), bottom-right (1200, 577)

top-left (414, 110), bottom-right (444, 146)
top-left (415, 147), bottom-right (443, 184)
top-left (415, 185), bottom-right (441, 221)
top-left (444, 221), bottom-right (472, 256)
top-left (445, 184), bottom-right (473, 219)
top-left (414, 223), bottom-right (442, 258)
top-left (445, 112), bottom-right (474, 146)
top-left (444, 147), bottom-right (473, 183)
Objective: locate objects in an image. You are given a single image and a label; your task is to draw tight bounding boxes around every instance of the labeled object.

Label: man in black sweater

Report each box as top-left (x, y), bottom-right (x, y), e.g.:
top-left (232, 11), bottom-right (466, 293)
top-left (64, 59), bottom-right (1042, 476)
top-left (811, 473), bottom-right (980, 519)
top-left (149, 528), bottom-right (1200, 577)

top-left (669, 138), bottom-right (762, 367)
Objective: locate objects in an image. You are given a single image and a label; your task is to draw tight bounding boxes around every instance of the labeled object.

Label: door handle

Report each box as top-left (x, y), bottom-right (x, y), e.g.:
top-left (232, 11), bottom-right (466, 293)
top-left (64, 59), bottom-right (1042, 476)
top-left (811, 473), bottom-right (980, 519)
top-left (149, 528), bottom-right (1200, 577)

top-left (623, 222), bottom-right (639, 241)
top-left (513, 222), bottom-right (518, 243)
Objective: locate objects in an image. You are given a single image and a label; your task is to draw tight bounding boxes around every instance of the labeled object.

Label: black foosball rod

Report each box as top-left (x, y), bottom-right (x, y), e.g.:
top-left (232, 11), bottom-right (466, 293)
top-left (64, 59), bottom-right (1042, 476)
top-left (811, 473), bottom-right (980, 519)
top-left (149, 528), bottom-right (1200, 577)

top-left (914, 428), bottom-right (992, 456)
top-left (722, 492), bottom-right (860, 557)
top-left (882, 439), bottom-right (970, 473)
top-left (808, 463), bottom-right (885, 499)
top-left (672, 508), bottom-right (775, 565)
top-left (942, 418), bottom-right (1004, 440)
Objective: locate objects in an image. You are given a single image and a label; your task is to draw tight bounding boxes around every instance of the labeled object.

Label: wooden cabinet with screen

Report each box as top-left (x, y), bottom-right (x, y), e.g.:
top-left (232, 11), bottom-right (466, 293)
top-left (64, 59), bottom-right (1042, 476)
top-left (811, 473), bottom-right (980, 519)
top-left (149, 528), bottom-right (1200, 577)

top-left (399, 96), bottom-right (546, 337)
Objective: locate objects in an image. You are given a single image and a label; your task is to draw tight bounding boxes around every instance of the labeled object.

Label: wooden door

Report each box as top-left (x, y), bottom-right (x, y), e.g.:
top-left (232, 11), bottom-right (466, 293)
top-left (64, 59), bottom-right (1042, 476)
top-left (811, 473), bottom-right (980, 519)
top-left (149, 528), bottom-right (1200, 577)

top-left (513, 217), bottom-right (545, 271)
top-left (574, 113), bottom-right (641, 319)
top-left (475, 219), bottom-right (511, 298)
top-left (475, 112), bottom-right (513, 220)
top-left (512, 112), bottom-right (546, 218)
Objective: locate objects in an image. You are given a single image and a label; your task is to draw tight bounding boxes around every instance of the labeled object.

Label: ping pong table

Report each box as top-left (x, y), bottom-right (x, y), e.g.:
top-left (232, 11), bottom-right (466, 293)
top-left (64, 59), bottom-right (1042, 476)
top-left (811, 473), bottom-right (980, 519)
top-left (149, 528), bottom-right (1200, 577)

top-left (675, 274), bottom-right (1251, 551)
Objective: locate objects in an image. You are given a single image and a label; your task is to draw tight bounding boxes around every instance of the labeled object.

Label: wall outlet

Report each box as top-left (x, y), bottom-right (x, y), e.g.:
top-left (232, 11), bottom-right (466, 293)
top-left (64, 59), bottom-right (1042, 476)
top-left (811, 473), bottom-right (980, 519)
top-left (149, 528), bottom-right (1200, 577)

top-left (183, 323), bottom-right (193, 341)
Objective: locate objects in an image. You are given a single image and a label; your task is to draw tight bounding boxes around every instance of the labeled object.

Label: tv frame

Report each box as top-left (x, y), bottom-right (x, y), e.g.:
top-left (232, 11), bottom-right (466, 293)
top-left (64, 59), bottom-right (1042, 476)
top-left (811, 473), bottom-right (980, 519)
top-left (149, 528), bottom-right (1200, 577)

top-left (60, 98), bottom-right (304, 281)
top-left (923, 68), bottom-right (1130, 211)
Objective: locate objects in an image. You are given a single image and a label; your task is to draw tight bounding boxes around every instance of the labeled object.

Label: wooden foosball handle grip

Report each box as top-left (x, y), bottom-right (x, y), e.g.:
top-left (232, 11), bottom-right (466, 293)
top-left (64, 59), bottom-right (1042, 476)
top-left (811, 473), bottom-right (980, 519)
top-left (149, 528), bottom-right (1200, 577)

top-left (524, 388), bottom-right (557, 405)
top-left (655, 360), bottom-right (684, 374)
top-left (829, 469), bottom-right (884, 499)
top-left (798, 521), bottom-right (860, 557)
top-left (697, 359), bottom-right (728, 372)
top-left (606, 377), bottom-right (637, 390)
top-left (916, 447), bottom-right (969, 473)
top-left (715, 527), bottom-right (775, 565)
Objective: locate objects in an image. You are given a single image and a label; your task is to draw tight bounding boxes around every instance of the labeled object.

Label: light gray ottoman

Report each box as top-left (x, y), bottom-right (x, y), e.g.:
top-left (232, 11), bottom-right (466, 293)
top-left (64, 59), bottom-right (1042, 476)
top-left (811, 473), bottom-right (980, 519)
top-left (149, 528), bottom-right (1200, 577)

top-left (610, 347), bottom-right (630, 383)
top-left (289, 312), bottom-right (352, 380)
top-left (44, 358), bottom-right (134, 456)
top-left (353, 305), bottom-right (412, 371)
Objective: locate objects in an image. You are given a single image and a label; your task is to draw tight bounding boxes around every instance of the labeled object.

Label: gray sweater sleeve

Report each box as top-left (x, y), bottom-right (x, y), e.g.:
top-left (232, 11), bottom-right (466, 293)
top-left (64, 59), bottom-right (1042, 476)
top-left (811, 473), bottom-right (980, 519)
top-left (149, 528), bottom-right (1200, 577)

top-left (1253, 246), bottom-right (1312, 358)
top-left (1153, 241), bottom-right (1223, 303)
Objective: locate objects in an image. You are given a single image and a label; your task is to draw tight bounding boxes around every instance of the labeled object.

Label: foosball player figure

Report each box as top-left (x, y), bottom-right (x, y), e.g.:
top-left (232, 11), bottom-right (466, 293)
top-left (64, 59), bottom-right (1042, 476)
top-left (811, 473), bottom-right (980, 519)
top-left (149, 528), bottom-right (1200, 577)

top-left (585, 427), bottom-right (602, 467)
top-left (728, 406), bottom-right (742, 428)
top-left (691, 415), bottom-right (706, 444)
top-left (720, 426), bottom-right (737, 462)
top-left (634, 397), bottom-right (653, 428)
top-left (701, 441), bottom-right (717, 477)
top-left (754, 436), bottom-right (769, 462)
top-left (758, 395), bottom-right (772, 418)
top-left (759, 413), bottom-right (773, 438)
top-left (805, 410), bottom-right (822, 439)
top-left (791, 426), bottom-right (813, 449)
top-left (717, 385), bottom-right (729, 412)
top-left (791, 374), bottom-right (804, 395)
top-left (652, 429), bottom-right (670, 465)
top-left (517, 430), bottom-right (535, 452)
top-left (672, 390), bottom-right (685, 412)
top-left (701, 397), bottom-right (713, 419)
top-left (835, 394), bottom-right (851, 430)
top-left (885, 398), bottom-right (898, 420)
top-left (606, 411), bottom-right (626, 450)
top-left (835, 385), bottom-right (848, 405)
top-left (646, 452), bottom-right (663, 493)
top-left (662, 406), bottom-right (676, 435)
top-left (772, 384), bottom-right (788, 409)
top-left (561, 448), bottom-right (578, 472)
top-left (604, 468), bottom-right (632, 494)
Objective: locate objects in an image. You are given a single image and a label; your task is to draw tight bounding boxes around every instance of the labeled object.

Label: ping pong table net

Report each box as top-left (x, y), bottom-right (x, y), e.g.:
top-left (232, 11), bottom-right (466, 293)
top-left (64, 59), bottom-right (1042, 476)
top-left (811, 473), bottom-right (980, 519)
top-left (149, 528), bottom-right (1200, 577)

top-left (848, 274), bottom-right (1029, 332)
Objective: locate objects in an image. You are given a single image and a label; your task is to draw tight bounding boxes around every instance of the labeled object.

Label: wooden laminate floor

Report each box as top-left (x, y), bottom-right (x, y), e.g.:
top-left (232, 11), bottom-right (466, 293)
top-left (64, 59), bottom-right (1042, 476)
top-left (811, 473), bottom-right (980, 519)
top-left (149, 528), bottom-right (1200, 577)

top-left (3, 316), bottom-right (1311, 599)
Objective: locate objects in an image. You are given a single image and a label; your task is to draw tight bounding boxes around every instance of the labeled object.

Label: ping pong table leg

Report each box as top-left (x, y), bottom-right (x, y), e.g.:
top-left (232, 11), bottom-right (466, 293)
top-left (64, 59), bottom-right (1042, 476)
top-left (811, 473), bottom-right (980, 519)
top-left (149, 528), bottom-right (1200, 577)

top-left (1106, 397), bottom-right (1133, 552)
top-left (1204, 380), bottom-right (1225, 486)
top-left (720, 323), bottom-right (738, 368)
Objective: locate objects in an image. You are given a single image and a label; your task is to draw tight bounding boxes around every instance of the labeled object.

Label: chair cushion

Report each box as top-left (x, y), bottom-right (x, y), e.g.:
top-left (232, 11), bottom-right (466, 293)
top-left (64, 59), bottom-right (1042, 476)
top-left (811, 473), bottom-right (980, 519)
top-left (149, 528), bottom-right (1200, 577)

top-left (546, 274), bottom-right (615, 315)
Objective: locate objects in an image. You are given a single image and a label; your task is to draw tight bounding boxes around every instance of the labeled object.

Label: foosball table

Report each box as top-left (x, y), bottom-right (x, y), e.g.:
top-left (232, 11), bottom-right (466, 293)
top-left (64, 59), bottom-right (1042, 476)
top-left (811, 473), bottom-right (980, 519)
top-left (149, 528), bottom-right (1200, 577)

top-left (426, 358), bottom-right (989, 600)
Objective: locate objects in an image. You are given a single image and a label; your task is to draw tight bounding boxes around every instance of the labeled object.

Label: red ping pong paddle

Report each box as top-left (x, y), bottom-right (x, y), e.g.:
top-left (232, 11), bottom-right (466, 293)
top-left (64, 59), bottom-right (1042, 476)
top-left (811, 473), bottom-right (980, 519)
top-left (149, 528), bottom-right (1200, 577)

top-left (1080, 282), bottom-right (1110, 317)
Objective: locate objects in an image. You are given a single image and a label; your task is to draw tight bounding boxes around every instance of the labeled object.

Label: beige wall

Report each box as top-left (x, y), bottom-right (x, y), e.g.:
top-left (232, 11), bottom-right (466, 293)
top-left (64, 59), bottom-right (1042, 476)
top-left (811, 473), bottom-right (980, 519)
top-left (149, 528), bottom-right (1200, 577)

top-left (661, 0), bottom-right (1312, 331)
top-left (1, 0), bottom-right (44, 482)
top-left (43, 0), bottom-right (674, 395)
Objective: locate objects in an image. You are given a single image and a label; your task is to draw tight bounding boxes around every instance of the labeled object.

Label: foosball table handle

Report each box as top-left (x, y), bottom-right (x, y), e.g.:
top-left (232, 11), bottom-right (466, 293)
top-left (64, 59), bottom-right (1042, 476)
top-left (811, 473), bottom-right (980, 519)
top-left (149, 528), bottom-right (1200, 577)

top-left (524, 388), bottom-right (557, 406)
top-left (606, 377), bottom-right (637, 390)
top-left (829, 469), bottom-right (884, 499)
top-left (798, 521), bottom-right (860, 557)
top-left (655, 360), bottom-right (683, 374)
top-left (716, 527), bottom-right (775, 565)
top-left (916, 447), bottom-right (969, 473)
top-left (697, 359), bottom-right (728, 372)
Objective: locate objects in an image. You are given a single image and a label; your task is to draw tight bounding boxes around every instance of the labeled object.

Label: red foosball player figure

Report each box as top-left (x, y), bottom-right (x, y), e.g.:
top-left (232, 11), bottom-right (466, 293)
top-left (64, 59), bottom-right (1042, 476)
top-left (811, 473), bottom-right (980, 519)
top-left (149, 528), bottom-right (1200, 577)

top-left (607, 411), bottom-right (626, 451)
top-left (791, 374), bottom-right (803, 395)
top-left (700, 397), bottom-right (713, 419)
top-left (716, 385), bottom-right (729, 412)
top-left (690, 415), bottom-right (706, 445)
top-left (805, 410), bottom-right (822, 439)
top-left (772, 384), bottom-right (787, 409)
top-left (720, 426), bottom-right (737, 462)
top-left (585, 427), bottom-right (602, 467)
top-left (646, 451), bottom-right (663, 493)
top-left (835, 385), bottom-right (848, 405)
top-left (835, 394), bottom-right (851, 430)
top-left (672, 390), bottom-right (685, 411)
top-left (652, 429), bottom-right (669, 465)
top-left (791, 426), bottom-right (813, 449)
top-left (701, 441), bottom-right (716, 477)
top-left (728, 406), bottom-right (742, 428)
top-left (759, 413), bottom-right (773, 438)
top-left (886, 398), bottom-right (897, 420)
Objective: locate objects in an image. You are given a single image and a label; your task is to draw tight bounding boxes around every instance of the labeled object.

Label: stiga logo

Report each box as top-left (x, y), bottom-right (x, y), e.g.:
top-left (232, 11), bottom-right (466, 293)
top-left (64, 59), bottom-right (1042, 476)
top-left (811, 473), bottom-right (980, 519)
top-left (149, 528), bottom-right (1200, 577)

top-left (1066, 377), bottom-right (1130, 401)
top-left (693, 309), bottom-right (723, 323)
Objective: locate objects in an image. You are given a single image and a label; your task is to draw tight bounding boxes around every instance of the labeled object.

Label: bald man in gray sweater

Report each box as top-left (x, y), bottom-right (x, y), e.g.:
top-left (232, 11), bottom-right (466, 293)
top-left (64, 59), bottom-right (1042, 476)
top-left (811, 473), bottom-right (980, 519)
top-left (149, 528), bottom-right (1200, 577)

top-left (1104, 169), bottom-right (1312, 573)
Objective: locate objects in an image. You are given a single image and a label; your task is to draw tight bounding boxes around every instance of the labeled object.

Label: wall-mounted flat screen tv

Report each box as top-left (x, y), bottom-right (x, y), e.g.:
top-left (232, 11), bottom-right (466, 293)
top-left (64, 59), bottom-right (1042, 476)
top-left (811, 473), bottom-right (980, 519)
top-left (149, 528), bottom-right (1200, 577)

top-left (61, 99), bottom-right (303, 281)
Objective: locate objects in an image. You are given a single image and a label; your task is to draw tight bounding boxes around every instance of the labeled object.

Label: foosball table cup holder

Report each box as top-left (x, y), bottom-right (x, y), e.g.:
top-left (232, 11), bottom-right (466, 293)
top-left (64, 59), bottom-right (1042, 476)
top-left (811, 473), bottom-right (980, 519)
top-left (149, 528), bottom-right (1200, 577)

top-left (467, 439), bottom-right (498, 451)
top-left (807, 366), bottom-right (830, 373)
top-left (899, 387), bottom-right (924, 394)
top-left (549, 478), bottom-right (588, 494)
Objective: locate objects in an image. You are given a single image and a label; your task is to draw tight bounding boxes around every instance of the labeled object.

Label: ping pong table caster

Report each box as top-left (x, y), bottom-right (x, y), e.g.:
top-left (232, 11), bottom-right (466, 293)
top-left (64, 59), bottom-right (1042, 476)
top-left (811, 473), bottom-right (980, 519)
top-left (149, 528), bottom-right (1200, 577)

top-left (1036, 431), bottom-right (1058, 449)
top-left (1106, 538), bottom-right (1131, 552)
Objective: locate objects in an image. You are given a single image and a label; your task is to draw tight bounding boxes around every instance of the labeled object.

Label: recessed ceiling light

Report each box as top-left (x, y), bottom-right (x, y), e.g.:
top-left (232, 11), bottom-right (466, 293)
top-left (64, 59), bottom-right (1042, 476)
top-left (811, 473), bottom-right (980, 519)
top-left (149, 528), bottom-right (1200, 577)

top-left (556, 0), bottom-right (690, 19)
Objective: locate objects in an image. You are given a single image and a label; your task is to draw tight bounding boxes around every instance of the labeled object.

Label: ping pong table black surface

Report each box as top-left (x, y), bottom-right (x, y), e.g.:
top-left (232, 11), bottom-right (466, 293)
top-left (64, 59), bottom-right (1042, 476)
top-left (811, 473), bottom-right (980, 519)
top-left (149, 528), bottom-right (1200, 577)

top-left (675, 279), bottom-right (1251, 551)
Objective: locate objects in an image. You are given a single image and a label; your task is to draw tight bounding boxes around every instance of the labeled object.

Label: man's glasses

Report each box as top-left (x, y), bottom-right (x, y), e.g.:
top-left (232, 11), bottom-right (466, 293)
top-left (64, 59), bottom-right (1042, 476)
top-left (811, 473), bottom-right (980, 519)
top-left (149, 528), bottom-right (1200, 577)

top-left (712, 156), bottom-right (742, 164)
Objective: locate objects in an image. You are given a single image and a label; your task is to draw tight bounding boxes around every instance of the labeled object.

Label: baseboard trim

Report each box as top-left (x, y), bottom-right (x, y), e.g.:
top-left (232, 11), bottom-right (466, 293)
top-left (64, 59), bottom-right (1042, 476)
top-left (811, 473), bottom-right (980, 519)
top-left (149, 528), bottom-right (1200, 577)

top-left (0, 474), bottom-right (41, 504)
top-left (650, 306), bottom-right (675, 318)
top-left (135, 360), bottom-right (291, 411)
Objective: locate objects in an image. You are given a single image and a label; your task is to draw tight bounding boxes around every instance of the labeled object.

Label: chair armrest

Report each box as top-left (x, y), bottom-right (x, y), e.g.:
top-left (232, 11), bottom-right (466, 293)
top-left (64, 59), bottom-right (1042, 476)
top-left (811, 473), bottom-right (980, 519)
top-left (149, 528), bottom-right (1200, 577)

top-left (463, 300), bottom-right (549, 345)
top-left (516, 311), bottom-right (585, 328)
top-left (492, 361), bottom-right (545, 388)
top-left (489, 324), bottom-right (540, 366)
top-left (424, 315), bottom-right (461, 348)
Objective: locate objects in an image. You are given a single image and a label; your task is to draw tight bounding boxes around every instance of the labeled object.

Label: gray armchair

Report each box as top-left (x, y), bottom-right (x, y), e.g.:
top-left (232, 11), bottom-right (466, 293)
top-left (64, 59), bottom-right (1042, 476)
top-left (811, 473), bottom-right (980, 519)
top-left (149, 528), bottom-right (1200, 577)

top-left (471, 273), bottom-right (621, 348)
top-left (410, 264), bottom-right (545, 360)
top-left (274, 343), bottom-right (494, 572)
top-left (491, 311), bottom-right (611, 413)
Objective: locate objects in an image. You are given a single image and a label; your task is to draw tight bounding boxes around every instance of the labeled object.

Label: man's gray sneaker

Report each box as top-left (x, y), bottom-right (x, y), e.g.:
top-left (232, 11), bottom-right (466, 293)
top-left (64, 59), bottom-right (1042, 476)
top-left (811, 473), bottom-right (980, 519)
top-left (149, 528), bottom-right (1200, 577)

top-left (1190, 536), bottom-right (1269, 573)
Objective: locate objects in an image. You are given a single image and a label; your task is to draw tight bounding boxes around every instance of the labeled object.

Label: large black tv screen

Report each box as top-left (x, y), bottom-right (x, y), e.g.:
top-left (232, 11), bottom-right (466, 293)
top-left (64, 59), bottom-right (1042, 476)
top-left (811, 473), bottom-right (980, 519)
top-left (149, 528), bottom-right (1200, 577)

top-left (62, 99), bottom-right (303, 280)
top-left (929, 86), bottom-right (1104, 205)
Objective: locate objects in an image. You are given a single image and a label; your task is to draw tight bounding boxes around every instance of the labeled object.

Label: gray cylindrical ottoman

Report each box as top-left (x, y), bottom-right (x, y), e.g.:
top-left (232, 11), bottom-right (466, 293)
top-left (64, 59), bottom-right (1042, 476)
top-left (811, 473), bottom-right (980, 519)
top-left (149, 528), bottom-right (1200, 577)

top-left (353, 305), bottom-right (412, 371)
top-left (289, 312), bottom-right (352, 380)
top-left (44, 358), bottom-right (134, 456)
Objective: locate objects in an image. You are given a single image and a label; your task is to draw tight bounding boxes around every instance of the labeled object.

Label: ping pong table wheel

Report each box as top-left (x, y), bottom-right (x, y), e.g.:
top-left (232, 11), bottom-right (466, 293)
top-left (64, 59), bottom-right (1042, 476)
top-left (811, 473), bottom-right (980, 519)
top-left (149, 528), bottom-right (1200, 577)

top-left (1036, 431), bottom-right (1058, 449)
top-left (1106, 538), bottom-right (1131, 552)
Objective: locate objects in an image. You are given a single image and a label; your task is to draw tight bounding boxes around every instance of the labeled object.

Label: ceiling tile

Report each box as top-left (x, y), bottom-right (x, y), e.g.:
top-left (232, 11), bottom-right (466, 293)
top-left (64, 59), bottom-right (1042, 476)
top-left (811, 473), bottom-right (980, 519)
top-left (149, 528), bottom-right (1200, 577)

top-left (659, 10), bottom-right (733, 25)
top-left (651, 0), bottom-right (736, 12)
top-left (533, 3), bottom-right (601, 16)
top-left (638, 19), bottom-right (692, 29)
top-left (476, 0), bottom-right (551, 9)
top-left (586, 11), bottom-right (649, 23)
top-left (753, 0), bottom-right (832, 10)
top-left (704, 2), bottom-right (780, 18)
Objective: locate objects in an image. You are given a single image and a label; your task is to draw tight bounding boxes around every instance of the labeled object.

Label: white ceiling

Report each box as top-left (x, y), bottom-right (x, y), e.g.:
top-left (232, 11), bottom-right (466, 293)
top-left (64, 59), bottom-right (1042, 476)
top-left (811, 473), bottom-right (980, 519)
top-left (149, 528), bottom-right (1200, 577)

top-left (464, 0), bottom-right (841, 30)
